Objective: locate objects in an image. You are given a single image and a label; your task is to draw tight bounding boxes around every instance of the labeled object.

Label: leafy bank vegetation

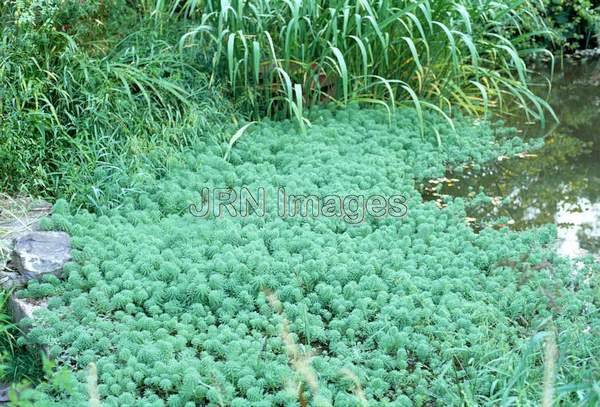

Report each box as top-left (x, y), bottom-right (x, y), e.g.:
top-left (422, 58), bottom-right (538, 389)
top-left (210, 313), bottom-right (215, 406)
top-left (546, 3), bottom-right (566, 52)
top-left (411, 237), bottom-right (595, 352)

top-left (0, 0), bottom-right (560, 202)
top-left (535, 0), bottom-right (600, 50)
top-left (0, 0), bottom-right (235, 205)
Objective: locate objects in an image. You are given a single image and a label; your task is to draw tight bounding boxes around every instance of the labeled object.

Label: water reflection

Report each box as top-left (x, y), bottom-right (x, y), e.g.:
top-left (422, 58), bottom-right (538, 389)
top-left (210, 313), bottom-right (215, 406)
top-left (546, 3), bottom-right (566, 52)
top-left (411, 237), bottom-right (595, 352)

top-left (430, 59), bottom-right (600, 258)
top-left (557, 199), bottom-right (600, 257)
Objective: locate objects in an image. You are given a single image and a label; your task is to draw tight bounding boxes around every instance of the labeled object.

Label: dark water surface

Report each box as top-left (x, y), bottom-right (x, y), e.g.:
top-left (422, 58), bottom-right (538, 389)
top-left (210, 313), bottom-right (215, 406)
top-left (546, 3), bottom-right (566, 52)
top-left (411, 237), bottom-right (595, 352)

top-left (426, 59), bottom-right (600, 258)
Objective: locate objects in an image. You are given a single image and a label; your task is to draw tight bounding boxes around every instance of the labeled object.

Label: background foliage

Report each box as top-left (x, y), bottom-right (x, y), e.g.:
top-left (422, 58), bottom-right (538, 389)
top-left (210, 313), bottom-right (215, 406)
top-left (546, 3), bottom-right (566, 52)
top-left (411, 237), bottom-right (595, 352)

top-left (0, 0), bottom-right (236, 206)
top-left (537, 0), bottom-right (600, 50)
top-left (178, 0), bottom-right (555, 126)
top-left (0, 0), bottom-right (566, 202)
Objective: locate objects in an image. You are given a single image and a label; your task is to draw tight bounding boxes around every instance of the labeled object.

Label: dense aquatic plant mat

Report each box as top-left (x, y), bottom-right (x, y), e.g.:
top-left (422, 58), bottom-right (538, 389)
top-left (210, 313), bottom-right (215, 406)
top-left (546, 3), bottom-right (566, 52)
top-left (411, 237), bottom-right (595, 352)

top-left (17, 108), bottom-right (600, 405)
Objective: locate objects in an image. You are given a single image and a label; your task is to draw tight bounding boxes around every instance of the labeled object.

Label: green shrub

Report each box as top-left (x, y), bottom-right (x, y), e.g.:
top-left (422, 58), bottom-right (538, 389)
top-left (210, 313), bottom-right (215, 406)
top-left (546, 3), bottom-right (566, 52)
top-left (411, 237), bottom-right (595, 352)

top-left (12, 0), bottom-right (107, 33)
top-left (538, 0), bottom-right (600, 50)
top-left (19, 108), bottom-right (599, 405)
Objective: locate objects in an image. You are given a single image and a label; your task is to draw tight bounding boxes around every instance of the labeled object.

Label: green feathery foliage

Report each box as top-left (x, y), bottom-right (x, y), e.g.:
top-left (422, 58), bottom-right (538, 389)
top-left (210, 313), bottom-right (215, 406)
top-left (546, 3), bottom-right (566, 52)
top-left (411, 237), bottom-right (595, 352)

top-left (13, 107), bottom-right (599, 406)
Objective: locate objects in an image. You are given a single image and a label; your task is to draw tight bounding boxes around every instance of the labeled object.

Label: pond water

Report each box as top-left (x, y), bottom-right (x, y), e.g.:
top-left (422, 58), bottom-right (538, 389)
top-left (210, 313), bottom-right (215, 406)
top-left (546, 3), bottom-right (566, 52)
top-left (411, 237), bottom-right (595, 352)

top-left (425, 58), bottom-right (600, 259)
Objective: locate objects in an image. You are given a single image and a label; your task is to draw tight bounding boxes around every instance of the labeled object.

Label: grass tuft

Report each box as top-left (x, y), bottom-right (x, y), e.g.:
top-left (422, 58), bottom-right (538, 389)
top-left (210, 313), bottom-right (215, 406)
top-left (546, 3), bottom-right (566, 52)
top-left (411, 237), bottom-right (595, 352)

top-left (176, 0), bottom-right (557, 131)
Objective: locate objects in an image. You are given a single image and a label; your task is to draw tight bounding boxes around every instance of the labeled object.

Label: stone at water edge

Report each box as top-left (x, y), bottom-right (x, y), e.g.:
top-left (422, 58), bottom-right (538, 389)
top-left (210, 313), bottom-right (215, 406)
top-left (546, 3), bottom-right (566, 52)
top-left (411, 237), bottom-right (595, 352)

top-left (8, 295), bottom-right (48, 327)
top-left (8, 295), bottom-right (51, 359)
top-left (11, 231), bottom-right (71, 281)
top-left (0, 271), bottom-right (27, 291)
top-left (0, 383), bottom-right (9, 403)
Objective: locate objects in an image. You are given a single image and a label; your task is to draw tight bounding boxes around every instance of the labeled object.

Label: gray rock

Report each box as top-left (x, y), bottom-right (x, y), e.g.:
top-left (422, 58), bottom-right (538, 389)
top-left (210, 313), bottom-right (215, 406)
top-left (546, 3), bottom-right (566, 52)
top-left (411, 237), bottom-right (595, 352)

top-left (8, 294), bottom-right (51, 359)
top-left (0, 241), bottom-right (10, 272)
top-left (1, 199), bottom-right (51, 273)
top-left (0, 382), bottom-right (9, 403)
top-left (0, 271), bottom-right (28, 290)
top-left (12, 232), bottom-right (71, 281)
top-left (8, 294), bottom-right (48, 325)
